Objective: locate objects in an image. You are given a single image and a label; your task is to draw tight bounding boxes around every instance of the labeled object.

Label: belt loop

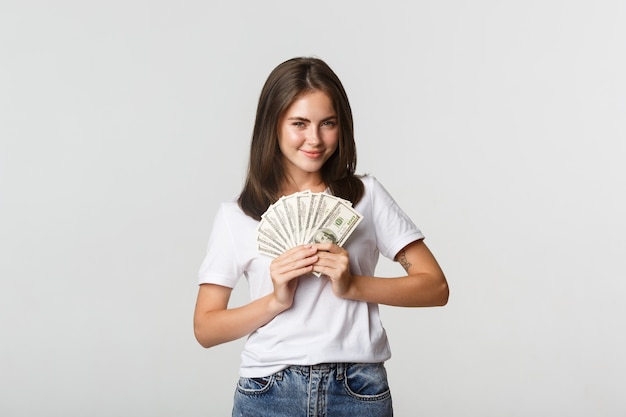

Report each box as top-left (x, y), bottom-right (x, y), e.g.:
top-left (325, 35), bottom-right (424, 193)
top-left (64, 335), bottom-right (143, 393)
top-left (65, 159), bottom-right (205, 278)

top-left (336, 363), bottom-right (346, 380)
top-left (275, 369), bottom-right (284, 381)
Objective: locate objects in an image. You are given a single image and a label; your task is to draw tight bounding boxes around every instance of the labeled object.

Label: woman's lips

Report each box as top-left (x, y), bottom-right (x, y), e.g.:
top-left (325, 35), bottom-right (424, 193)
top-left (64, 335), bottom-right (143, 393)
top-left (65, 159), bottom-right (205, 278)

top-left (301, 150), bottom-right (323, 158)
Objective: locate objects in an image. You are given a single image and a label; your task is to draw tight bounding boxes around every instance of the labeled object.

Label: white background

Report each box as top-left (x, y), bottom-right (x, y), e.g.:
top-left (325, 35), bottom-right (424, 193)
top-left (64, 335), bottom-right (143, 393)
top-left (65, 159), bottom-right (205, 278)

top-left (1, 1), bottom-right (625, 416)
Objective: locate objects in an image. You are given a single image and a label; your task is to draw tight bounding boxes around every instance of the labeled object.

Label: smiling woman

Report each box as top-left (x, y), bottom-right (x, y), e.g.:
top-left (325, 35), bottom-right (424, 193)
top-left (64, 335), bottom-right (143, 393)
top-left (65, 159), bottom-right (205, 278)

top-left (236, 57), bottom-right (364, 221)
top-left (278, 90), bottom-right (339, 193)
top-left (193, 57), bottom-right (449, 417)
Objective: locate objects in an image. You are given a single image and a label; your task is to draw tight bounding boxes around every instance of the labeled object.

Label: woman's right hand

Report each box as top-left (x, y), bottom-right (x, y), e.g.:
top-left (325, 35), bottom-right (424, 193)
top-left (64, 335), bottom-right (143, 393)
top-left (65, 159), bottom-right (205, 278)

top-left (193, 245), bottom-right (319, 349)
top-left (269, 244), bottom-right (318, 312)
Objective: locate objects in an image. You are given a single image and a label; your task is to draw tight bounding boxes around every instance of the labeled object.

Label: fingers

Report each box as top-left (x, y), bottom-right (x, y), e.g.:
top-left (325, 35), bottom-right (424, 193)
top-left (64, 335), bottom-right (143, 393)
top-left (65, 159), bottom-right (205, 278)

top-left (271, 245), bottom-right (318, 281)
top-left (312, 245), bottom-right (349, 276)
top-left (271, 243), bottom-right (349, 281)
top-left (313, 244), bottom-right (347, 262)
top-left (269, 245), bottom-right (320, 311)
top-left (312, 242), bottom-right (342, 253)
top-left (311, 246), bottom-right (352, 298)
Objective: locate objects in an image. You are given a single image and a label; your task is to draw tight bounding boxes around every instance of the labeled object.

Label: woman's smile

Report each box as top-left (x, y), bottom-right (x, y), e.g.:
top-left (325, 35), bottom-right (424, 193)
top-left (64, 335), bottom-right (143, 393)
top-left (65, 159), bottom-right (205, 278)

top-left (300, 149), bottom-right (324, 159)
top-left (277, 90), bottom-right (339, 181)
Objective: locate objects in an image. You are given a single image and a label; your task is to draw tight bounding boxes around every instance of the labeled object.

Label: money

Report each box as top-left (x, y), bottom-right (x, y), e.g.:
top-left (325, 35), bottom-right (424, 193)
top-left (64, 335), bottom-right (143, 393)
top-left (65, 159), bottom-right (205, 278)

top-left (256, 191), bottom-right (363, 259)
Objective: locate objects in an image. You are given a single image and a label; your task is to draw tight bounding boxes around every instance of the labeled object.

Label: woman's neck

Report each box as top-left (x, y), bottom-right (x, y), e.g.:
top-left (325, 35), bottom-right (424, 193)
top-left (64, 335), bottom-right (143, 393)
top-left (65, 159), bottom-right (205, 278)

top-left (281, 174), bottom-right (326, 195)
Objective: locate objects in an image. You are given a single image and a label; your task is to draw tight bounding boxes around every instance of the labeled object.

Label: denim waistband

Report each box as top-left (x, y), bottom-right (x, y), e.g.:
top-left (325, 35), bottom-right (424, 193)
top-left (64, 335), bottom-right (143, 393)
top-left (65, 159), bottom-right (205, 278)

top-left (279, 363), bottom-right (349, 380)
top-left (234, 362), bottom-right (393, 416)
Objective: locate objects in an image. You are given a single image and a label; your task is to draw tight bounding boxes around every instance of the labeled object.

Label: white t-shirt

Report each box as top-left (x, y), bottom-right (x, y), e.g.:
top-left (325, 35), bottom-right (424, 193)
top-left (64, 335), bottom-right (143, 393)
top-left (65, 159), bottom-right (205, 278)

top-left (198, 175), bottom-right (424, 377)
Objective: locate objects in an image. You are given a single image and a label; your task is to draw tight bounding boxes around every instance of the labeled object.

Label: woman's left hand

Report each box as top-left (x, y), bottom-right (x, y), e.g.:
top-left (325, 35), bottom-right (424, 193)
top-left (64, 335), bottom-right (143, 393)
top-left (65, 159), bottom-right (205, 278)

top-left (312, 243), bottom-right (353, 298)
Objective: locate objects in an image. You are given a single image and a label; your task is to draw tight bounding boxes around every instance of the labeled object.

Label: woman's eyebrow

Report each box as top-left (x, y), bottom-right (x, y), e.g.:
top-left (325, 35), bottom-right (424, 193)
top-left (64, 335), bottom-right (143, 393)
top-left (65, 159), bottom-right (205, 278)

top-left (286, 115), bottom-right (337, 122)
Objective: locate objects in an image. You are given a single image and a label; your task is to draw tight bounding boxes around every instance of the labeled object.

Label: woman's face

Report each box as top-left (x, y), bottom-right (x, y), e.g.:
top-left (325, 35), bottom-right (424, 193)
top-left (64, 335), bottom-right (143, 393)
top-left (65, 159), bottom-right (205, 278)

top-left (277, 90), bottom-right (339, 180)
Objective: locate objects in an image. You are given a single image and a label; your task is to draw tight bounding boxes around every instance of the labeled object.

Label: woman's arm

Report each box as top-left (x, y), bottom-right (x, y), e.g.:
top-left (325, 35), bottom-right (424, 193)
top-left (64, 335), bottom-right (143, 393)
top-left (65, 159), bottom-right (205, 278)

top-left (313, 240), bottom-right (449, 307)
top-left (193, 244), bottom-right (320, 348)
top-left (194, 284), bottom-right (284, 348)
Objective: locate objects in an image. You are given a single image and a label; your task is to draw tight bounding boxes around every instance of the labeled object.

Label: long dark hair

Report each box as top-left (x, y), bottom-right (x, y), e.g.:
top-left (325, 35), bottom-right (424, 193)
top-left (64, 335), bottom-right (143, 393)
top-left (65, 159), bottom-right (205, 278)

top-left (238, 57), bottom-right (364, 220)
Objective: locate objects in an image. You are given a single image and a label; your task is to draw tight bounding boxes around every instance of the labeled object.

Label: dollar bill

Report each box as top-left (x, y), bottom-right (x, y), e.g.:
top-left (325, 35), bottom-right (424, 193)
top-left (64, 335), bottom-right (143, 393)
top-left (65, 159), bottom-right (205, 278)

top-left (295, 191), bottom-right (311, 245)
top-left (306, 200), bottom-right (363, 246)
top-left (256, 191), bottom-right (363, 260)
top-left (280, 193), bottom-right (301, 246)
top-left (257, 235), bottom-right (284, 257)
top-left (259, 207), bottom-right (291, 249)
top-left (303, 193), bottom-right (337, 243)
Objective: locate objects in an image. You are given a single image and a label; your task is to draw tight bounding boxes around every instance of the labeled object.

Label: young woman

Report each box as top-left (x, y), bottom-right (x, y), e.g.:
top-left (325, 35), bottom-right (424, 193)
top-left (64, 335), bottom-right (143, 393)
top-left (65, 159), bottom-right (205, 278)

top-left (194, 56), bottom-right (449, 417)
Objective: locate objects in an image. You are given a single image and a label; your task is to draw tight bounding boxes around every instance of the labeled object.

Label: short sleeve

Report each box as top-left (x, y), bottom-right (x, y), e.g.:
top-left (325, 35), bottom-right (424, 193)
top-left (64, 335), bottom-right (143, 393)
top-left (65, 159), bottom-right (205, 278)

top-left (197, 203), bottom-right (244, 288)
top-left (369, 177), bottom-right (424, 260)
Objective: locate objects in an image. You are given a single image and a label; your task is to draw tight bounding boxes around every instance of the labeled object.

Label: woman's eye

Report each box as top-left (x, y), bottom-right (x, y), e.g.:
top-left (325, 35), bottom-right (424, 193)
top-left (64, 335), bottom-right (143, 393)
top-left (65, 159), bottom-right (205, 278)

top-left (293, 122), bottom-right (305, 127)
top-left (322, 120), bottom-right (336, 127)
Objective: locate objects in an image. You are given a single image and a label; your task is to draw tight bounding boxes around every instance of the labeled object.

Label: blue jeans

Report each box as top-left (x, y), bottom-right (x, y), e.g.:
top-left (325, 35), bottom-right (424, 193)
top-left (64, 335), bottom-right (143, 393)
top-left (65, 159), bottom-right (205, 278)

top-left (232, 362), bottom-right (393, 417)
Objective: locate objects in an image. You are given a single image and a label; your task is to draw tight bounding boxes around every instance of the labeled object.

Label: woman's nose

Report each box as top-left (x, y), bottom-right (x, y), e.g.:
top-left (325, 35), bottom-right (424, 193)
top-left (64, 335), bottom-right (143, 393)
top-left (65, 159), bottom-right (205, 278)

top-left (306, 127), bottom-right (321, 144)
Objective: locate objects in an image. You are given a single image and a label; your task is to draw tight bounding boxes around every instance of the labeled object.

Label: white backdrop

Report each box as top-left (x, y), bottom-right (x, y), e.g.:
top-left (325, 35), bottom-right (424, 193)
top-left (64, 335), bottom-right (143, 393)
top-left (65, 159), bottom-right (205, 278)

top-left (1, 1), bottom-right (625, 416)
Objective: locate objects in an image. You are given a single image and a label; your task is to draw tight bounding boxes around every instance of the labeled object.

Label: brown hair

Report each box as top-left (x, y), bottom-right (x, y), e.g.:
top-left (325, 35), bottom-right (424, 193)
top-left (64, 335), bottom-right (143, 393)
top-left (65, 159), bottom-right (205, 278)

top-left (238, 57), bottom-right (364, 220)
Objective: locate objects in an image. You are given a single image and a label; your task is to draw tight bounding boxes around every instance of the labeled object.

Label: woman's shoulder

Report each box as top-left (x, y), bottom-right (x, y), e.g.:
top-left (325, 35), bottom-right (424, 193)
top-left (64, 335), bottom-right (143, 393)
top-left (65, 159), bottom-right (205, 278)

top-left (354, 174), bottom-right (399, 208)
top-left (210, 197), bottom-right (259, 235)
top-left (214, 195), bottom-right (248, 219)
top-left (357, 174), bottom-right (374, 184)
top-left (356, 173), bottom-right (384, 192)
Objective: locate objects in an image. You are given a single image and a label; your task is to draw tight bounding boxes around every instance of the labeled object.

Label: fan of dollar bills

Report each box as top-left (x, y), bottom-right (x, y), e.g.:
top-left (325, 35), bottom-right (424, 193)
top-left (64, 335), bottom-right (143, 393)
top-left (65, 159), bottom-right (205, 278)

top-left (256, 191), bottom-right (363, 258)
